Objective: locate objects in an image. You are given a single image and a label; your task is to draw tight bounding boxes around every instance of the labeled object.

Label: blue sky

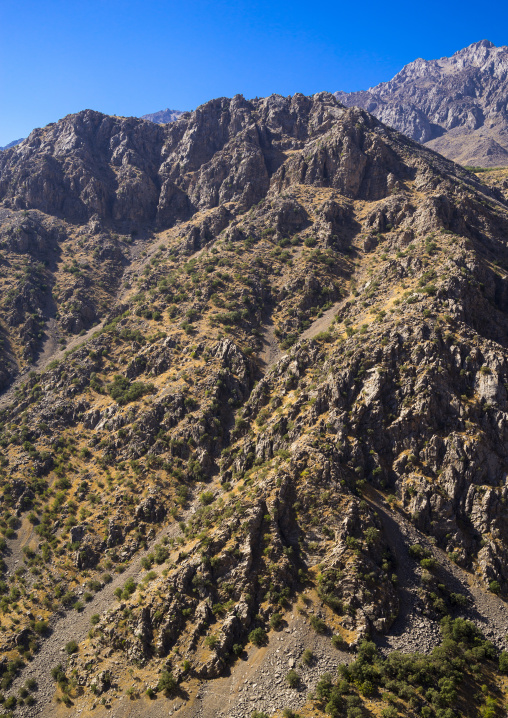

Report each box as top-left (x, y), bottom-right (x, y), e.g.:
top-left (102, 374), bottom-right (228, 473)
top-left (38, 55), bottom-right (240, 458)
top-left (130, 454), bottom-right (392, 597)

top-left (1, 0), bottom-right (507, 146)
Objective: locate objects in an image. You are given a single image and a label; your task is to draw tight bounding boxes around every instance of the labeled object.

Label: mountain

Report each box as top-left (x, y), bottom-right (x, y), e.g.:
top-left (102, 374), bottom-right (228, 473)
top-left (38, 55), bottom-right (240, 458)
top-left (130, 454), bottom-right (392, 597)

top-left (335, 40), bottom-right (508, 168)
top-left (0, 138), bottom-right (24, 152)
top-left (141, 108), bottom-right (185, 123)
top-left (0, 94), bottom-right (508, 717)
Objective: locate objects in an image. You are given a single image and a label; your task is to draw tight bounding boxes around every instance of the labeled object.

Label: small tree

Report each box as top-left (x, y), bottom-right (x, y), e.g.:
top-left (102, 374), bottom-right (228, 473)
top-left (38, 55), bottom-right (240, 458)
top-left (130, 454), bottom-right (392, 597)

top-left (157, 670), bottom-right (177, 695)
top-left (499, 651), bottom-right (508, 674)
top-left (248, 627), bottom-right (267, 647)
top-left (285, 669), bottom-right (299, 688)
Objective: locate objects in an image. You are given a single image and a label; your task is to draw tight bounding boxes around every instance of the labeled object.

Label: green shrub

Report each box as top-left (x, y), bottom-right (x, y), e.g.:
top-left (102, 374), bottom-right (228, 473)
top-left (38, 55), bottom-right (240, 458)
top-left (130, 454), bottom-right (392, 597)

top-left (199, 491), bottom-right (214, 506)
top-left (489, 580), bottom-right (501, 594)
top-left (248, 628), bottom-right (267, 647)
top-left (157, 670), bottom-right (177, 694)
top-left (301, 648), bottom-right (313, 665)
top-left (108, 375), bottom-right (155, 405)
top-left (499, 651), bottom-right (508, 674)
top-left (331, 634), bottom-right (346, 649)
top-left (381, 707), bottom-right (398, 718)
top-left (285, 669), bottom-right (299, 688)
top-left (205, 634), bottom-right (219, 649)
top-left (309, 615), bottom-right (327, 633)
top-left (270, 612), bottom-right (282, 629)
top-left (420, 557), bottom-right (437, 570)
top-left (33, 620), bottom-right (48, 634)
top-left (65, 640), bottom-right (78, 654)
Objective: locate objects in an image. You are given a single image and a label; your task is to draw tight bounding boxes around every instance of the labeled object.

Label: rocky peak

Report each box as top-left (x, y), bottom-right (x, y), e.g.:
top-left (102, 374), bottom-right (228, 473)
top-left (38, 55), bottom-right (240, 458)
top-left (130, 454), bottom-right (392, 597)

top-left (336, 40), bottom-right (508, 167)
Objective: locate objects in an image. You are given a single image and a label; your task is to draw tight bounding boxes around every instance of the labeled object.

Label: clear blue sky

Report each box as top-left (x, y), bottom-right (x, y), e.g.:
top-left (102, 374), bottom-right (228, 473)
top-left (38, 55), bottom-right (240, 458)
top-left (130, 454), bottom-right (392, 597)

top-left (1, 0), bottom-right (507, 146)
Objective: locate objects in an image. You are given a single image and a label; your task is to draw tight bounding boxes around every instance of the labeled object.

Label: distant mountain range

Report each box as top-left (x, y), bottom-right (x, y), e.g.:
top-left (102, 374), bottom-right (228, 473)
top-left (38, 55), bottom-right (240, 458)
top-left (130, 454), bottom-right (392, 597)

top-left (335, 40), bottom-right (508, 167)
top-left (140, 108), bottom-right (185, 123)
top-left (0, 138), bottom-right (23, 152)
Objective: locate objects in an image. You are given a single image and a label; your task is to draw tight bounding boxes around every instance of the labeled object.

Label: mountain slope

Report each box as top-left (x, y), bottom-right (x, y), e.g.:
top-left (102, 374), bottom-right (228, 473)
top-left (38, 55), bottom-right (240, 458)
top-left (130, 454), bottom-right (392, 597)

top-left (336, 40), bottom-right (508, 167)
top-left (0, 94), bottom-right (508, 717)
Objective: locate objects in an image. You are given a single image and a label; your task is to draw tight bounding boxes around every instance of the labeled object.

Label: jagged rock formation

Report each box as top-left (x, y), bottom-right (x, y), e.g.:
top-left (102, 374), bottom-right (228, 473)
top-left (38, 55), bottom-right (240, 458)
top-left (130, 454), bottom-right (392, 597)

top-left (140, 108), bottom-right (185, 123)
top-left (0, 93), bottom-right (508, 717)
top-left (336, 40), bottom-right (508, 167)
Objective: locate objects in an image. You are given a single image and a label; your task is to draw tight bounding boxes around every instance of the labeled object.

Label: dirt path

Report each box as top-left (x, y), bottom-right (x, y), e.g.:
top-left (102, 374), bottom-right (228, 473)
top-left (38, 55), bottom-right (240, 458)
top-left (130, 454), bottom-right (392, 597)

top-left (259, 317), bottom-right (280, 366)
top-left (4, 516), bottom-right (36, 575)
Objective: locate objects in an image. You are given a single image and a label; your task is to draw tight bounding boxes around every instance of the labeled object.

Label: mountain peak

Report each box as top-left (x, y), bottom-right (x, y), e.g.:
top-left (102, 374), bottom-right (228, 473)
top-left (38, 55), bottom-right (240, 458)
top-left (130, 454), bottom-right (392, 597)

top-left (141, 107), bottom-right (184, 123)
top-left (466, 38), bottom-right (495, 50)
top-left (335, 40), bottom-right (508, 167)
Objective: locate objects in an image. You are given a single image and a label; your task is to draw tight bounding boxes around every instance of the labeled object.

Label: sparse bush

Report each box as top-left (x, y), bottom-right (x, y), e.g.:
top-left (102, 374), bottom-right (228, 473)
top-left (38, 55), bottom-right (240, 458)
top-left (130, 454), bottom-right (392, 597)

top-left (249, 628), bottom-right (267, 647)
top-left (65, 640), bottom-right (78, 654)
top-left (199, 491), bottom-right (214, 506)
top-left (205, 634), bottom-right (219, 649)
top-left (489, 580), bottom-right (501, 594)
top-left (157, 670), bottom-right (177, 694)
top-left (286, 669), bottom-right (299, 688)
top-left (108, 375), bottom-right (155, 405)
top-left (309, 615), bottom-right (327, 633)
top-left (301, 648), bottom-right (313, 665)
top-left (270, 612), bottom-right (282, 629)
top-left (33, 620), bottom-right (48, 635)
top-left (499, 651), bottom-right (508, 674)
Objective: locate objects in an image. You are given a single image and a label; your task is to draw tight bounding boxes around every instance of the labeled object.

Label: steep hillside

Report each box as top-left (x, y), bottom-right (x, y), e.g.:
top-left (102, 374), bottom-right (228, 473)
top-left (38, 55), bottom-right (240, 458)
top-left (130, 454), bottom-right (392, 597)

top-left (0, 94), bottom-right (508, 718)
top-left (336, 40), bottom-right (508, 168)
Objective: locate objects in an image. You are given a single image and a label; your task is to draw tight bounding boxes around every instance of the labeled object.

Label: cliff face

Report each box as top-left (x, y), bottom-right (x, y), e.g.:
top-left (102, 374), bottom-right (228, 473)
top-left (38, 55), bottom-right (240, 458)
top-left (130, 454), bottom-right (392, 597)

top-left (0, 94), bottom-right (508, 717)
top-left (336, 40), bottom-right (508, 167)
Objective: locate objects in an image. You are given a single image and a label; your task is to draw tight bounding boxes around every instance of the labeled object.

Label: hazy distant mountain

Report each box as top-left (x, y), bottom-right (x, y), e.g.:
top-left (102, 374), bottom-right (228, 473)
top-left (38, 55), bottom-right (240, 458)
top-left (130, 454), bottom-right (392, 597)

top-left (335, 40), bottom-right (508, 167)
top-left (0, 138), bottom-right (23, 151)
top-left (141, 108), bottom-right (185, 123)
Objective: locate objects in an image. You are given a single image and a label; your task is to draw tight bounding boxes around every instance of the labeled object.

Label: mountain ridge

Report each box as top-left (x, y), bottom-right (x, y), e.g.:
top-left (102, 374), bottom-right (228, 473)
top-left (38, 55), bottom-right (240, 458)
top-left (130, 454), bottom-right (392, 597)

top-left (0, 93), bottom-right (508, 717)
